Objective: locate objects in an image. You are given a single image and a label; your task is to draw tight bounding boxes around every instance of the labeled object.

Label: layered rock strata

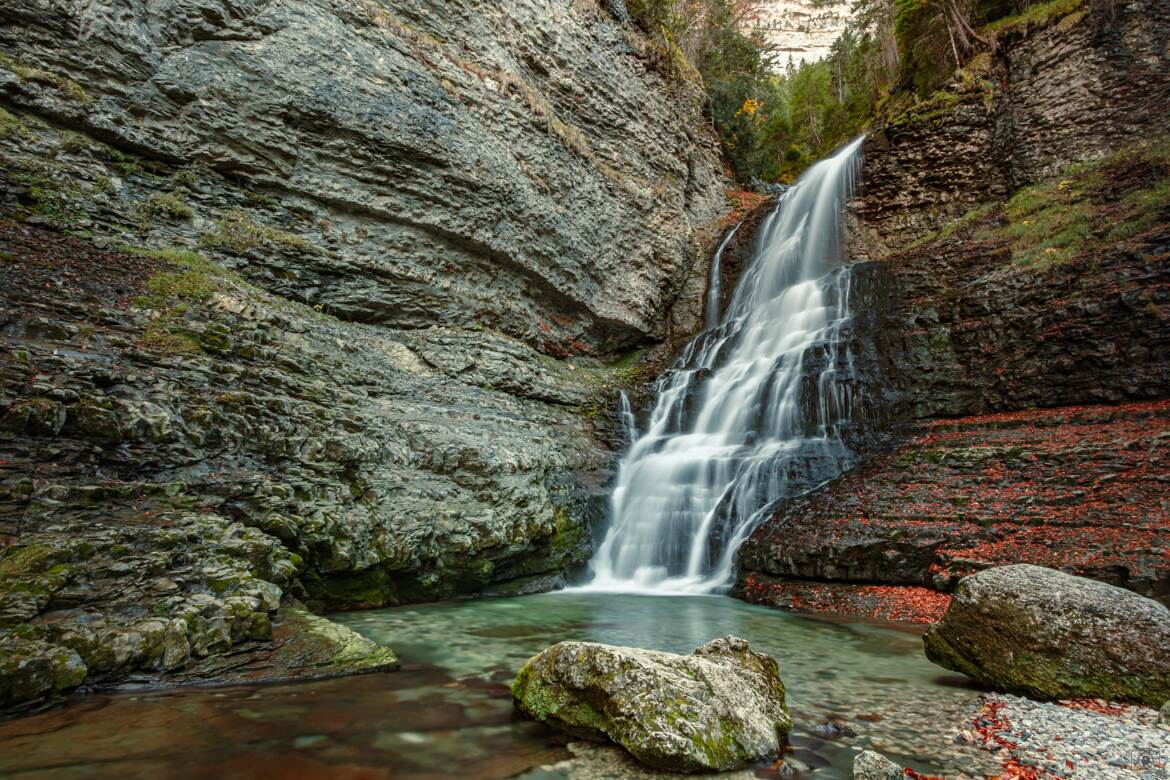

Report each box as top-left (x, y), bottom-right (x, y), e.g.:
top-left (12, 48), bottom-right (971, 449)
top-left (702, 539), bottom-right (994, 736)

top-left (0, 0), bottom-right (730, 713)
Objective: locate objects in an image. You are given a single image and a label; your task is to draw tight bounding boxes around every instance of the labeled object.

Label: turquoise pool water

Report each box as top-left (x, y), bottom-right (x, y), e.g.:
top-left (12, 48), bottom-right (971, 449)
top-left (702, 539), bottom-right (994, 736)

top-left (0, 593), bottom-right (995, 779)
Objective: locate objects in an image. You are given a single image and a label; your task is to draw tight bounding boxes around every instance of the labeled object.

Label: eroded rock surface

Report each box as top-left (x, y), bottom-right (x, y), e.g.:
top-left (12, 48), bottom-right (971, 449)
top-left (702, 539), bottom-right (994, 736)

top-left (0, 0), bottom-right (727, 351)
top-left (512, 636), bottom-right (792, 772)
top-left (0, 0), bottom-right (730, 714)
top-left (924, 565), bottom-right (1170, 706)
top-left (856, 0), bottom-right (1170, 253)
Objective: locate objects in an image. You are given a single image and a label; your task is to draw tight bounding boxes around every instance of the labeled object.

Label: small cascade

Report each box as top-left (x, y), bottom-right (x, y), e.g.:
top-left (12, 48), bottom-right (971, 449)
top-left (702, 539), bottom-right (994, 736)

top-left (618, 390), bottom-right (639, 444)
top-left (582, 137), bottom-right (866, 594)
top-left (705, 223), bottom-right (740, 330)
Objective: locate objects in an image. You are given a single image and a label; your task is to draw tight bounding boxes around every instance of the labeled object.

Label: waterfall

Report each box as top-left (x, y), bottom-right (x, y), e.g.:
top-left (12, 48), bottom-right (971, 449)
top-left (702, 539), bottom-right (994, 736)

top-left (705, 223), bottom-right (740, 330)
top-left (583, 137), bottom-right (865, 595)
top-left (618, 390), bottom-right (639, 444)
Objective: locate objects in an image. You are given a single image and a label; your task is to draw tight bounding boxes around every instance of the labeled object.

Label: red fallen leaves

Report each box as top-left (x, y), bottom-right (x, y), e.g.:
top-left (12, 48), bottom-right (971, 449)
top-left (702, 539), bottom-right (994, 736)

top-left (903, 770), bottom-right (947, 780)
top-left (1058, 698), bottom-right (1130, 716)
top-left (722, 189), bottom-right (768, 226)
top-left (972, 701), bottom-right (1052, 780)
top-left (0, 221), bottom-right (164, 313)
top-left (992, 760), bottom-right (1045, 780)
top-left (739, 575), bottom-right (952, 623)
top-left (746, 398), bottom-right (1170, 602)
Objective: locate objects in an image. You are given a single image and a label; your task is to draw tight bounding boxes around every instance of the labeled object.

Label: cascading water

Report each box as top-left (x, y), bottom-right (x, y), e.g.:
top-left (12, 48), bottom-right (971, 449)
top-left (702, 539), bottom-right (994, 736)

top-left (583, 137), bottom-right (866, 594)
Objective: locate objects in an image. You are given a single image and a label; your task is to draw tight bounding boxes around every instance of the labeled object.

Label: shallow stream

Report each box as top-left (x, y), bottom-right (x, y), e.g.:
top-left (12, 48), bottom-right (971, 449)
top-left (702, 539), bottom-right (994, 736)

top-left (0, 594), bottom-right (996, 779)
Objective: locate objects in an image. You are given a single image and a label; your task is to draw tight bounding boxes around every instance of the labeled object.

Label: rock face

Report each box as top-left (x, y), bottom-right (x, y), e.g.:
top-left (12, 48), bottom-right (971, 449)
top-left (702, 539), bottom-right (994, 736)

top-left (923, 565), bottom-right (1170, 706)
top-left (0, 0), bottom-right (729, 713)
top-left (0, 0), bottom-right (727, 352)
top-left (511, 636), bottom-right (792, 772)
top-left (756, 0), bottom-right (851, 67)
top-left (738, 0), bottom-right (1170, 618)
top-left (856, 0), bottom-right (1170, 254)
top-left (0, 638), bottom-right (86, 714)
top-left (741, 401), bottom-right (1170, 603)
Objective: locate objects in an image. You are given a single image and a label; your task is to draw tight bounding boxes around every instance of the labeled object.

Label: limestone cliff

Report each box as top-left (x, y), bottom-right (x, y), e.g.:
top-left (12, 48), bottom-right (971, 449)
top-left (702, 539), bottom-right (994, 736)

top-left (0, 0), bottom-right (730, 713)
top-left (739, 0), bottom-right (1170, 614)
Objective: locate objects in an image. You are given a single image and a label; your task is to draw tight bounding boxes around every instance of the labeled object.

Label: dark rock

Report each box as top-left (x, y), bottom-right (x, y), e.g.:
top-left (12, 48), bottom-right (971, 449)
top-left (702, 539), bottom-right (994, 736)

top-left (0, 638), bottom-right (86, 713)
top-left (923, 565), bottom-right (1170, 706)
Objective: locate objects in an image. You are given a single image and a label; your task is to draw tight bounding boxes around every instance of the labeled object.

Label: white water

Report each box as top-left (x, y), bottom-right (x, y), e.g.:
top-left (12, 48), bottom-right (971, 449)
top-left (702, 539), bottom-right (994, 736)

top-left (705, 223), bottom-right (740, 330)
top-left (582, 137), bottom-right (865, 595)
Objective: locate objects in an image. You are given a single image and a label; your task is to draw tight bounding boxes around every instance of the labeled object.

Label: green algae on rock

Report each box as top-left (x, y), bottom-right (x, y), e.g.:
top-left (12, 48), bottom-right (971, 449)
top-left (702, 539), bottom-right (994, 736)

top-left (0, 637), bottom-right (86, 713)
top-left (512, 636), bottom-right (791, 772)
top-left (924, 565), bottom-right (1170, 706)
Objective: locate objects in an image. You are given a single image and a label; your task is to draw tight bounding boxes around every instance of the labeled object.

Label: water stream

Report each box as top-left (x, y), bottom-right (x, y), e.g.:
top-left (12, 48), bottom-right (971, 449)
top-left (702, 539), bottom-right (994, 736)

top-left (586, 137), bottom-right (866, 594)
top-left (0, 594), bottom-right (993, 779)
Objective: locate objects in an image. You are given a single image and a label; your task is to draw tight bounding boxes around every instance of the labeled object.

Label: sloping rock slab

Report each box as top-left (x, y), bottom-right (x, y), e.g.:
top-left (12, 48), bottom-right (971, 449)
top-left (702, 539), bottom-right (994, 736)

top-left (924, 565), bottom-right (1170, 706)
top-left (511, 636), bottom-right (791, 773)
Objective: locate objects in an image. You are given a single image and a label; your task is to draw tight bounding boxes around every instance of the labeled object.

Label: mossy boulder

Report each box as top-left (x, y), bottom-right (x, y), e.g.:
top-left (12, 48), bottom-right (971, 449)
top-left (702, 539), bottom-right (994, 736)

top-left (511, 636), bottom-right (791, 773)
top-left (0, 638), bottom-right (86, 712)
top-left (924, 564), bottom-right (1170, 706)
top-left (853, 750), bottom-right (903, 780)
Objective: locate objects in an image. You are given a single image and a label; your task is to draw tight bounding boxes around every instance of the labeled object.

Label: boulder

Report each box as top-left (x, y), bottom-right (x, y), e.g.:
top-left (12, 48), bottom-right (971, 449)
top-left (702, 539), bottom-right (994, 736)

top-left (512, 636), bottom-right (791, 772)
top-left (1159, 701), bottom-right (1169, 728)
top-left (0, 638), bottom-right (86, 712)
top-left (853, 750), bottom-right (903, 780)
top-left (924, 565), bottom-right (1170, 706)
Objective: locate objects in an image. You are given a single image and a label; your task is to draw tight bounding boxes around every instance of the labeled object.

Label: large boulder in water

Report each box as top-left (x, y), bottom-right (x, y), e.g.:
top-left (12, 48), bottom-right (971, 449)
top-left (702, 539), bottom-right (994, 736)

top-left (511, 636), bottom-right (791, 772)
top-left (924, 565), bottom-right (1170, 705)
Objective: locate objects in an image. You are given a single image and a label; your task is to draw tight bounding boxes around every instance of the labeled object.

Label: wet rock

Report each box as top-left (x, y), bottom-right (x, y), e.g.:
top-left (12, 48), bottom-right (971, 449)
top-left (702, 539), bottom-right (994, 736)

top-left (852, 750), bottom-right (902, 780)
top-left (924, 565), bottom-right (1170, 706)
top-left (512, 636), bottom-right (791, 772)
top-left (0, 638), bottom-right (87, 713)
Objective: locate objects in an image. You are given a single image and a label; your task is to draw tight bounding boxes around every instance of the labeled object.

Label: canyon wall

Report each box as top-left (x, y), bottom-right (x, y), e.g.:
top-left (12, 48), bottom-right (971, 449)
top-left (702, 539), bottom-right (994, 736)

top-left (739, 0), bottom-right (1170, 615)
top-left (0, 0), bottom-right (730, 712)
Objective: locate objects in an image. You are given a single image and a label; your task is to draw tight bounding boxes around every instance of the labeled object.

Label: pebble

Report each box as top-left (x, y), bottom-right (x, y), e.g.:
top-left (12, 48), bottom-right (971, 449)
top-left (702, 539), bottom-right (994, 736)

top-left (972, 694), bottom-right (1170, 779)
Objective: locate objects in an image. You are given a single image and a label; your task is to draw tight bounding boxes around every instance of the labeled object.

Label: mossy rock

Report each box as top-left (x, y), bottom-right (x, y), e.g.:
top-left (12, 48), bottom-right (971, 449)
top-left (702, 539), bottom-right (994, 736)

top-left (0, 638), bottom-right (87, 712)
top-left (512, 636), bottom-right (791, 772)
top-left (924, 564), bottom-right (1170, 706)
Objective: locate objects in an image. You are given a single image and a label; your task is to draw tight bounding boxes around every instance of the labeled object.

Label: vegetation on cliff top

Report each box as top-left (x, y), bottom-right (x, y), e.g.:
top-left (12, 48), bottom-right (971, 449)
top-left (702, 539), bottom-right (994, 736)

top-left (645, 0), bottom-right (1089, 183)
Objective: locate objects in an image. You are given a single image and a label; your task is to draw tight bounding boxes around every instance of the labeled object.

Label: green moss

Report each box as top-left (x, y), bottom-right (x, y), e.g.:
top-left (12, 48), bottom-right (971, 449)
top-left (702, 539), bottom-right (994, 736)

top-left (199, 210), bottom-right (315, 255)
top-left (143, 270), bottom-right (217, 305)
top-left (303, 567), bottom-right (401, 610)
top-left (0, 52), bottom-right (91, 103)
top-left (10, 166), bottom-right (88, 227)
top-left (887, 88), bottom-right (964, 128)
top-left (982, 0), bottom-right (1084, 36)
top-left (927, 134), bottom-right (1170, 271)
top-left (0, 106), bottom-right (30, 139)
top-left (0, 543), bottom-right (58, 582)
top-left (135, 192), bottom-right (194, 228)
top-left (126, 248), bottom-right (239, 356)
top-left (512, 662), bottom-right (609, 739)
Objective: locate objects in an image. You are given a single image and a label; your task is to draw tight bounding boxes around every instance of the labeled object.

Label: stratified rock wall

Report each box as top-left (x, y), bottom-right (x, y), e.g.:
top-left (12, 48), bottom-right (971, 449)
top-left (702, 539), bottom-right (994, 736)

top-left (856, 0), bottom-right (1170, 254)
top-left (0, 0), bottom-right (730, 711)
top-left (0, 0), bottom-right (728, 351)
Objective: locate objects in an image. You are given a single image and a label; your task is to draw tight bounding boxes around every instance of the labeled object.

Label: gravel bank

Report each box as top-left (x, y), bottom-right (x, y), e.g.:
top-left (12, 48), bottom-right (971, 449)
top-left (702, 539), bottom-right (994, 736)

top-left (968, 694), bottom-right (1170, 779)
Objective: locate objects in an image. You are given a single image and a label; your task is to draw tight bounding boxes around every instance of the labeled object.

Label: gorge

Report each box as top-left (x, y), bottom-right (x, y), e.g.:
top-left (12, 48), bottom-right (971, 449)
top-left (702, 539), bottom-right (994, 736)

top-left (1, 0), bottom-right (1169, 777)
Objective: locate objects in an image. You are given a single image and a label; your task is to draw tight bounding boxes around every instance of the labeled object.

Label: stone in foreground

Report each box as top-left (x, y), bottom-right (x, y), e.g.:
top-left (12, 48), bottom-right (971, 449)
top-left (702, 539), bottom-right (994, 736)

top-left (0, 638), bottom-right (86, 713)
top-left (511, 636), bottom-right (791, 772)
top-left (853, 750), bottom-right (903, 780)
top-left (924, 565), bottom-right (1170, 706)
